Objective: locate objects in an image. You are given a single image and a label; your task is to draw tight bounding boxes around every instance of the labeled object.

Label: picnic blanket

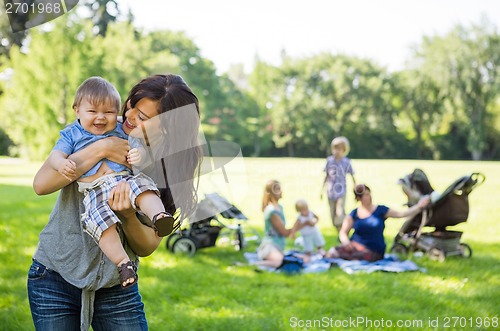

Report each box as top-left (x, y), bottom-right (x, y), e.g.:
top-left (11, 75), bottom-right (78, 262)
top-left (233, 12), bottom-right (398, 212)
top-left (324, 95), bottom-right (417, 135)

top-left (243, 251), bottom-right (425, 274)
top-left (325, 255), bottom-right (426, 274)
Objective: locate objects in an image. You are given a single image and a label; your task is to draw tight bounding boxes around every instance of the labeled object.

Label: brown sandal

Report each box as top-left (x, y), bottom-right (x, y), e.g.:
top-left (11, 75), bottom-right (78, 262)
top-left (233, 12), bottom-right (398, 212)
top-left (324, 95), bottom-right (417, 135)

top-left (152, 212), bottom-right (177, 237)
top-left (118, 261), bottom-right (137, 288)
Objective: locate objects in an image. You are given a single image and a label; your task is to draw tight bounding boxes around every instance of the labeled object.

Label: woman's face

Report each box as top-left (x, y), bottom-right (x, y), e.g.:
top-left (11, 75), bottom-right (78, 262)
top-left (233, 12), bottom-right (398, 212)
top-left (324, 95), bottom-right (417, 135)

top-left (271, 183), bottom-right (282, 200)
top-left (122, 98), bottom-right (160, 135)
top-left (358, 190), bottom-right (372, 204)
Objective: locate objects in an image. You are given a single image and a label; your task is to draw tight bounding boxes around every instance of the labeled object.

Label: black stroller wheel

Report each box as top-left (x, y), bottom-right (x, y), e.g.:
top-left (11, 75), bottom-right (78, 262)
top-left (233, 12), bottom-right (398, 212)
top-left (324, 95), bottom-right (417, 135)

top-left (458, 243), bottom-right (472, 258)
top-left (428, 246), bottom-right (446, 262)
top-left (390, 243), bottom-right (408, 259)
top-left (166, 233), bottom-right (181, 251)
top-left (172, 237), bottom-right (197, 256)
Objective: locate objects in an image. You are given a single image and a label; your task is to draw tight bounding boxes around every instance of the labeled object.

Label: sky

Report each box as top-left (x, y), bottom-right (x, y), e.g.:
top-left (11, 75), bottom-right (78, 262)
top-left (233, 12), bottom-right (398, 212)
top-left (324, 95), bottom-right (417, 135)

top-left (121, 0), bottom-right (500, 73)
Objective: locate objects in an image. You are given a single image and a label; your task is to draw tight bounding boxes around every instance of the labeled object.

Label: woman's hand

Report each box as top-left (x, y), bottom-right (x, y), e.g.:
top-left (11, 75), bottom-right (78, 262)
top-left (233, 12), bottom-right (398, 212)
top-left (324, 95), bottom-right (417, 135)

top-left (108, 180), bottom-right (135, 219)
top-left (99, 136), bottom-right (131, 166)
top-left (109, 180), bottom-right (163, 256)
top-left (417, 195), bottom-right (431, 209)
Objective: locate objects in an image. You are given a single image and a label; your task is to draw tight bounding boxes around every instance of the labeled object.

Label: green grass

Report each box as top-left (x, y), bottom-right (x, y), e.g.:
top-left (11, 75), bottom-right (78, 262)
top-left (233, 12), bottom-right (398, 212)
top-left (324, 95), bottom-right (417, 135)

top-left (1, 157), bottom-right (499, 330)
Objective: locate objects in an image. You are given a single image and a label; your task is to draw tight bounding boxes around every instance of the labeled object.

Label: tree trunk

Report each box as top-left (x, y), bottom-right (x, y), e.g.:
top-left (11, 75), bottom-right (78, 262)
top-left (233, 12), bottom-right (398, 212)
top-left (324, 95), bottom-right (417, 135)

top-left (471, 150), bottom-right (482, 161)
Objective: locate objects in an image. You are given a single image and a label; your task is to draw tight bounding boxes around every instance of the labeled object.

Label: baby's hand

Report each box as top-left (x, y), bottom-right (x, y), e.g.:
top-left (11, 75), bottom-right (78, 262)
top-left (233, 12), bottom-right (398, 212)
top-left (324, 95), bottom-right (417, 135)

top-left (58, 159), bottom-right (77, 181)
top-left (127, 148), bottom-right (142, 165)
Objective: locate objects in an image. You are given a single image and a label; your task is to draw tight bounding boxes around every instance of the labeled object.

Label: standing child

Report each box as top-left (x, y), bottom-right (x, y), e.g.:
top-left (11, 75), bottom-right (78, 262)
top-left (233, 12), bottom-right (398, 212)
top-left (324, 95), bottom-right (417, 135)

top-left (321, 136), bottom-right (356, 234)
top-left (47, 76), bottom-right (175, 287)
top-left (293, 199), bottom-right (326, 255)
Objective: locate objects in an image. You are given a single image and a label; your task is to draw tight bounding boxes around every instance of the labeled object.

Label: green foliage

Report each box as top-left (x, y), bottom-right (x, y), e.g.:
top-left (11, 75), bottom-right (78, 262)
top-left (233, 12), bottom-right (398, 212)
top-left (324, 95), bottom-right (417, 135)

top-left (1, 14), bottom-right (500, 160)
top-left (250, 53), bottom-right (398, 157)
top-left (412, 17), bottom-right (500, 160)
top-left (2, 16), bottom-right (92, 160)
top-left (391, 70), bottom-right (444, 159)
top-left (1, 158), bottom-right (499, 330)
top-left (0, 6), bottom-right (30, 59)
top-left (82, 0), bottom-right (120, 36)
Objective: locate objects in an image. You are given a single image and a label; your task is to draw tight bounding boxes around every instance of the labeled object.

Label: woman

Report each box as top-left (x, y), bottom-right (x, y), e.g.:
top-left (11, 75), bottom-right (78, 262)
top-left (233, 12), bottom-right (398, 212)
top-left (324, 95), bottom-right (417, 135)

top-left (326, 184), bottom-right (429, 261)
top-left (29, 74), bottom-right (202, 330)
top-left (256, 180), bottom-right (302, 268)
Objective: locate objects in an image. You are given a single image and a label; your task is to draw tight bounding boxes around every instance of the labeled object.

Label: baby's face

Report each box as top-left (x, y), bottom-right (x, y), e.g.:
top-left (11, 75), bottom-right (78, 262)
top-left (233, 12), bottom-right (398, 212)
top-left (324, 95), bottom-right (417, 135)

top-left (75, 99), bottom-right (118, 135)
top-left (297, 205), bottom-right (309, 216)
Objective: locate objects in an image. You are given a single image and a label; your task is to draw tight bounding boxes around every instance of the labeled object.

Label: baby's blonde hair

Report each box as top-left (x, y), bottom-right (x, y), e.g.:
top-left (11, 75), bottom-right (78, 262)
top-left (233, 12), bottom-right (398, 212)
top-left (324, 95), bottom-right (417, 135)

top-left (331, 136), bottom-right (350, 156)
top-left (295, 199), bottom-right (308, 212)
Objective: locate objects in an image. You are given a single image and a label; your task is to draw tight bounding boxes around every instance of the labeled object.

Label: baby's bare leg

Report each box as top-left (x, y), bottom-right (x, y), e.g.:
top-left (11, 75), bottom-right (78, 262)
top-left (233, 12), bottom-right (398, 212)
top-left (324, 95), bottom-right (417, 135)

top-left (99, 224), bottom-right (136, 287)
top-left (135, 191), bottom-right (165, 219)
top-left (99, 224), bottom-right (130, 266)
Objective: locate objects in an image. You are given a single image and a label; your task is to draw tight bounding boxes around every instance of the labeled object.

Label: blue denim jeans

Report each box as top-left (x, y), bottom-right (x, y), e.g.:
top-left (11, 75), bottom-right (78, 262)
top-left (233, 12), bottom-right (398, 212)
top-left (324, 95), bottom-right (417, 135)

top-left (27, 260), bottom-right (148, 330)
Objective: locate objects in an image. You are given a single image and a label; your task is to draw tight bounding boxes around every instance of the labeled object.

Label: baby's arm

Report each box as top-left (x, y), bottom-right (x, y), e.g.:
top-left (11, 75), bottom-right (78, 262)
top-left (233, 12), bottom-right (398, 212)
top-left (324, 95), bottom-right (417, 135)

top-left (47, 150), bottom-right (77, 182)
top-left (34, 137), bottom-right (130, 195)
top-left (320, 174), bottom-right (328, 199)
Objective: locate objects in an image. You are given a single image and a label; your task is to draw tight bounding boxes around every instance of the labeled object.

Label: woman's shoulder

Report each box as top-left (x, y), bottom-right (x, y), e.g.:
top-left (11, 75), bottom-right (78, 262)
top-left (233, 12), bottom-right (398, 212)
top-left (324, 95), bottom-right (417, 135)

top-left (264, 203), bottom-right (280, 213)
top-left (375, 205), bottom-right (390, 216)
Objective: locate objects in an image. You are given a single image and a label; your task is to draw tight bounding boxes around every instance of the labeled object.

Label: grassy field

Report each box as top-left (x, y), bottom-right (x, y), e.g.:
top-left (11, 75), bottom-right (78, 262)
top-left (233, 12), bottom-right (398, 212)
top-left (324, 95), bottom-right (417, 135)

top-left (1, 157), bottom-right (499, 330)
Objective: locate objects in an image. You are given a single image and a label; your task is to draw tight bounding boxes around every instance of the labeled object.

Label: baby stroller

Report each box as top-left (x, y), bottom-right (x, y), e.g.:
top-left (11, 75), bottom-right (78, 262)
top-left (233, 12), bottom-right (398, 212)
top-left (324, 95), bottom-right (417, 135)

top-left (390, 169), bottom-right (485, 262)
top-left (165, 192), bottom-right (261, 256)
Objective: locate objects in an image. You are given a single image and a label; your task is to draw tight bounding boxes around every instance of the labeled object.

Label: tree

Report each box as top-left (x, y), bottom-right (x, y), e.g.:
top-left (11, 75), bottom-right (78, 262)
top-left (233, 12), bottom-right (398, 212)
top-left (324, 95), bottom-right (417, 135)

top-left (82, 0), bottom-right (121, 36)
top-left (392, 70), bottom-right (444, 159)
top-left (247, 59), bottom-right (280, 156)
top-left (0, 17), bottom-right (162, 159)
top-left (1, 16), bottom-right (95, 159)
top-left (413, 18), bottom-right (500, 160)
top-left (0, 2), bottom-right (32, 59)
top-left (251, 53), bottom-right (396, 157)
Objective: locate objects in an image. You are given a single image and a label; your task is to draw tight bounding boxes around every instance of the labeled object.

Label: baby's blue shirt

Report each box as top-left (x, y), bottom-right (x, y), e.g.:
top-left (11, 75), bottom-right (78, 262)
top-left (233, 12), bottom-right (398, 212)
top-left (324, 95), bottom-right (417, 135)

top-left (53, 120), bottom-right (129, 178)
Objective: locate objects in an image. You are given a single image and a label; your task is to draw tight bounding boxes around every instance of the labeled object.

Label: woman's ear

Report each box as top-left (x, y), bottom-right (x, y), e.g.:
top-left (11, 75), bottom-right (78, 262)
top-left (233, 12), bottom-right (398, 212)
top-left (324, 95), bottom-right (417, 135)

top-left (127, 100), bottom-right (132, 110)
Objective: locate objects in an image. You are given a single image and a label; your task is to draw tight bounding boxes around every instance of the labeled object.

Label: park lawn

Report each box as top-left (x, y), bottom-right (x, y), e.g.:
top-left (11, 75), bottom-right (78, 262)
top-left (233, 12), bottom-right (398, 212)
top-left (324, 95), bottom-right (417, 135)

top-left (0, 157), bottom-right (499, 330)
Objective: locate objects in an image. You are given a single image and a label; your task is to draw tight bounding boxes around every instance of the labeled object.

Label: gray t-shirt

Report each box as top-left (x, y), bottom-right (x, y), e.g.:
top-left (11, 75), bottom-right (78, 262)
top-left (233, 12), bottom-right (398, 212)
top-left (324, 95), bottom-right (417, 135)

top-left (33, 181), bottom-right (142, 330)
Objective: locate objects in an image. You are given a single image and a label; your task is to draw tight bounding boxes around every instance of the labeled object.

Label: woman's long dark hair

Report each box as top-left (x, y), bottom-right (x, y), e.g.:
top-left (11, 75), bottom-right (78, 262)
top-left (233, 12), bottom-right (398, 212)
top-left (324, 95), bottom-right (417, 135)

top-left (123, 74), bottom-right (202, 222)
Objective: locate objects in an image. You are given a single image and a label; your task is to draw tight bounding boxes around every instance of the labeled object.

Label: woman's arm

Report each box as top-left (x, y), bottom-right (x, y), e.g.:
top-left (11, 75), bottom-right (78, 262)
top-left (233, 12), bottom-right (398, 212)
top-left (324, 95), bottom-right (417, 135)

top-left (270, 213), bottom-right (294, 237)
top-left (338, 215), bottom-right (354, 245)
top-left (33, 137), bottom-right (130, 195)
top-left (385, 196), bottom-right (430, 219)
top-left (350, 173), bottom-right (357, 185)
top-left (108, 180), bottom-right (162, 256)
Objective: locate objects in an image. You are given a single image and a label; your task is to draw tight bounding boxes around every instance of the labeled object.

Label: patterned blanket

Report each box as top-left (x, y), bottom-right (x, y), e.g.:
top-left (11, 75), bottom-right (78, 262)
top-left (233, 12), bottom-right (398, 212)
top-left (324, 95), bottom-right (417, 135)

top-left (244, 252), bottom-right (425, 274)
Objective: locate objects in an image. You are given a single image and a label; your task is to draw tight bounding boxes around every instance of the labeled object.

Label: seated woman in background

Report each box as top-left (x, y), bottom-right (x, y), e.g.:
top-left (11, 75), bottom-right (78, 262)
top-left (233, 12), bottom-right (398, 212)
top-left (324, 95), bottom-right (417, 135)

top-left (326, 184), bottom-right (429, 261)
top-left (256, 179), bottom-right (303, 268)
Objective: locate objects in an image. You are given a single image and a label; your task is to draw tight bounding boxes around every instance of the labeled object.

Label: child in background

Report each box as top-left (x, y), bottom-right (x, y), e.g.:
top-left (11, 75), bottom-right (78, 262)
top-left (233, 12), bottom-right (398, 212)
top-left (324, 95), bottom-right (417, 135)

top-left (47, 76), bottom-right (174, 287)
top-left (321, 136), bottom-right (356, 234)
top-left (292, 199), bottom-right (326, 256)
